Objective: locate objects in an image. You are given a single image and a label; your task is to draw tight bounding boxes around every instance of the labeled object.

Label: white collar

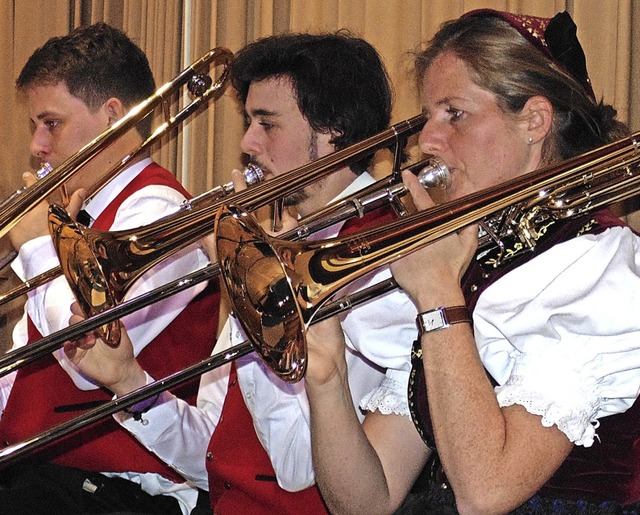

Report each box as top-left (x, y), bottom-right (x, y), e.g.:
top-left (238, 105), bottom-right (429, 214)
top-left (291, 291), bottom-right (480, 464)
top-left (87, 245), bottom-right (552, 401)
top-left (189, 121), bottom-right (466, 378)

top-left (82, 157), bottom-right (153, 220)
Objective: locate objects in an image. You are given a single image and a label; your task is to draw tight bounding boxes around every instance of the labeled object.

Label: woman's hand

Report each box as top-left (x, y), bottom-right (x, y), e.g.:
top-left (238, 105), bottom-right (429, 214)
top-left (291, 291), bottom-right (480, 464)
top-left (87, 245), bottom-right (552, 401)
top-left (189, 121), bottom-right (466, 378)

top-left (390, 169), bottom-right (477, 307)
top-left (305, 315), bottom-right (348, 387)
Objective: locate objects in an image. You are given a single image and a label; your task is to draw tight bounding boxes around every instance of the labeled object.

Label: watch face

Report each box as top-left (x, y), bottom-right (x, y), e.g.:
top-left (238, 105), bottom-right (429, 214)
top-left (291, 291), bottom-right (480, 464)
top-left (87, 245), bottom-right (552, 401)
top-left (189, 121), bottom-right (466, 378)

top-left (418, 308), bottom-right (447, 334)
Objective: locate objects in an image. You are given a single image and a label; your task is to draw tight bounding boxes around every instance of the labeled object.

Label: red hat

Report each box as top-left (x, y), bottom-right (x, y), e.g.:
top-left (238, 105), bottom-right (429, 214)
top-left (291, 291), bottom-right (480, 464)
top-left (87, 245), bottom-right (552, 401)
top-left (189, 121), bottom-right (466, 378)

top-left (462, 9), bottom-right (596, 100)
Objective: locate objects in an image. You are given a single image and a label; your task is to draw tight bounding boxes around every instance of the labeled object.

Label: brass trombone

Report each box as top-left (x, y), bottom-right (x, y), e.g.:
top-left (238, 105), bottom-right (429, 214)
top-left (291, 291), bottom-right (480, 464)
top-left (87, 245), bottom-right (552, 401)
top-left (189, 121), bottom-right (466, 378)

top-left (0, 154), bottom-right (445, 377)
top-left (0, 277), bottom-right (398, 467)
top-left (0, 164), bottom-right (264, 307)
top-left (216, 131), bottom-right (640, 382)
top-left (46, 114), bottom-right (428, 344)
top-left (0, 46), bottom-right (233, 244)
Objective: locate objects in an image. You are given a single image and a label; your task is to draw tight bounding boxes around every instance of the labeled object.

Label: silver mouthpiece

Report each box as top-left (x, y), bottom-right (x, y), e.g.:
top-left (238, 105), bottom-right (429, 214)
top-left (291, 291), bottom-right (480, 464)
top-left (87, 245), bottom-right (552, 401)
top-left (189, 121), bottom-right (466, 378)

top-left (417, 157), bottom-right (450, 189)
top-left (243, 163), bottom-right (265, 186)
top-left (35, 162), bottom-right (54, 180)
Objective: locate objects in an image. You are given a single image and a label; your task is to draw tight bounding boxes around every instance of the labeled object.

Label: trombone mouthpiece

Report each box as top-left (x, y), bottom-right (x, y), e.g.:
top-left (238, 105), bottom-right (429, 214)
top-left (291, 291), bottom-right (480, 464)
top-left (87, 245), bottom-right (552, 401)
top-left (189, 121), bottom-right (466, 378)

top-left (417, 157), bottom-right (450, 189)
top-left (36, 162), bottom-right (54, 180)
top-left (243, 163), bottom-right (264, 186)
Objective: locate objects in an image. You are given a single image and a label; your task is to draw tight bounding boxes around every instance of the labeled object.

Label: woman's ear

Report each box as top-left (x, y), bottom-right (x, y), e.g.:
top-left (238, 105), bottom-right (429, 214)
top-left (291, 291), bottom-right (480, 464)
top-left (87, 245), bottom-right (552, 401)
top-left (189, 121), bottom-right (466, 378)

top-left (522, 95), bottom-right (553, 145)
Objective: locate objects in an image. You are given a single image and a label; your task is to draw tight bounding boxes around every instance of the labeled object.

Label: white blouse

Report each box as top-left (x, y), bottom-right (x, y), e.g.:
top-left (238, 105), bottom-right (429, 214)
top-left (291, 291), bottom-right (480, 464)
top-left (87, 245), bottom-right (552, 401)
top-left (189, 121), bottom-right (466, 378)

top-left (473, 226), bottom-right (640, 447)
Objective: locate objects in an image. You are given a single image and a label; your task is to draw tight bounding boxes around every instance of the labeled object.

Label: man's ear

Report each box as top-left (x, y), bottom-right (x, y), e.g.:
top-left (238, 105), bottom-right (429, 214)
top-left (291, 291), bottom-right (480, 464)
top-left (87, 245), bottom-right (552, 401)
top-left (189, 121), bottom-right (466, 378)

top-left (522, 95), bottom-right (553, 145)
top-left (104, 97), bottom-right (127, 127)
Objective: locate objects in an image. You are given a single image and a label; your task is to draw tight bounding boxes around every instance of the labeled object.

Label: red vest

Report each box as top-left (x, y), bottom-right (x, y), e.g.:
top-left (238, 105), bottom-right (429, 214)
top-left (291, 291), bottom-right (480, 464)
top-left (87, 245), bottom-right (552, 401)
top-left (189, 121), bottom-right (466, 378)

top-left (0, 163), bottom-right (220, 483)
top-left (205, 205), bottom-right (397, 513)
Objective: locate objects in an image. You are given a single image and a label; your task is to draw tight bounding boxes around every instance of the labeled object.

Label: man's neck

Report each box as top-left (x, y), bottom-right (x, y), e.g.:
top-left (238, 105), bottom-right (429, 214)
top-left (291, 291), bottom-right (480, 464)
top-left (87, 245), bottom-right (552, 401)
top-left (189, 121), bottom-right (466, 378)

top-left (296, 168), bottom-right (358, 217)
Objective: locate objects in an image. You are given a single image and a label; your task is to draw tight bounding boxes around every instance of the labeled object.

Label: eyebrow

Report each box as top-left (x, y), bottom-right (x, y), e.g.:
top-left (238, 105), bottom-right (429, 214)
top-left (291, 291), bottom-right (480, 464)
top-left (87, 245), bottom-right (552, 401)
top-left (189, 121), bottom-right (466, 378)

top-left (246, 107), bottom-right (280, 118)
top-left (35, 111), bottom-right (58, 121)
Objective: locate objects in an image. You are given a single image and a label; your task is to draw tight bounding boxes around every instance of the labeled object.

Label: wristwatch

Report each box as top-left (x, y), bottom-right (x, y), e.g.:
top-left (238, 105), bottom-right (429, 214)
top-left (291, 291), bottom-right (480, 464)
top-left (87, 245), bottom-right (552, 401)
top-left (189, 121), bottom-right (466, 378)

top-left (415, 306), bottom-right (471, 336)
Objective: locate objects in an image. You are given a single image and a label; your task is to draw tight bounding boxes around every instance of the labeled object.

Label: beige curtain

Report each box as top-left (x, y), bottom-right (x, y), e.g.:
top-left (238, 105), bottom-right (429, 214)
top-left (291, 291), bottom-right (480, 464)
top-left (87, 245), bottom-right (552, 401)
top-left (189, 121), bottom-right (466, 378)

top-left (0, 0), bottom-right (637, 348)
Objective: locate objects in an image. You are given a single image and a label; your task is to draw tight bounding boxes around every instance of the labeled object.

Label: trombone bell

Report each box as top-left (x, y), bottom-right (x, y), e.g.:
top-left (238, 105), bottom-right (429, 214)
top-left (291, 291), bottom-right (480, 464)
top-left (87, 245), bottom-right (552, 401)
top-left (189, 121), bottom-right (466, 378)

top-left (48, 205), bottom-right (120, 345)
top-left (216, 205), bottom-right (307, 382)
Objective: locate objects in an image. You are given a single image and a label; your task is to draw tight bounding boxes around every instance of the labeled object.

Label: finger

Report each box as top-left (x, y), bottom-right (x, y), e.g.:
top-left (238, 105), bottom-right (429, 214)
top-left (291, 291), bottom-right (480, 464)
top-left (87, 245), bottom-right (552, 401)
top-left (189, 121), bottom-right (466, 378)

top-left (21, 172), bottom-right (38, 187)
top-left (70, 301), bottom-right (85, 318)
top-left (402, 169), bottom-right (436, 210)
top-left (200, 233), bottom-right (217, 263)
top-left (67, 188), bottom-right (87, 219)
top-left (231, 169), bottom-right (249, 192)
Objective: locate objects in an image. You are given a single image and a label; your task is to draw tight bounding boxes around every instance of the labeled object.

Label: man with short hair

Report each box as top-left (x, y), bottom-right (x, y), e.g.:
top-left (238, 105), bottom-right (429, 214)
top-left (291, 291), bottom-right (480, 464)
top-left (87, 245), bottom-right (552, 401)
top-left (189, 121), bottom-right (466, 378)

top-left (0, 23), bottom-right (219, 514)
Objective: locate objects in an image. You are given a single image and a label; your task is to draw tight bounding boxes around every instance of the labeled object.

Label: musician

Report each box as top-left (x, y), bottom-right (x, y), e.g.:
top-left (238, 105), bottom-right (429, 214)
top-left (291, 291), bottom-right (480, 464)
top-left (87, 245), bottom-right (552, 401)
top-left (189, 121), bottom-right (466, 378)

top-left (305, 9), bottom-right (640, 514)
top-left (0, 23), bottom-right (219, 513)
top-left (64, 32), bottom-right (423, 514)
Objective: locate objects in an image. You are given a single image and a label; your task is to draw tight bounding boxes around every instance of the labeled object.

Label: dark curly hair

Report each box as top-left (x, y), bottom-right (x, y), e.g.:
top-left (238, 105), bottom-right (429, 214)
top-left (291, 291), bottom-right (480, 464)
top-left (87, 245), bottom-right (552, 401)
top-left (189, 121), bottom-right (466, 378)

top-left (230, 31), bottom-right (393, 175)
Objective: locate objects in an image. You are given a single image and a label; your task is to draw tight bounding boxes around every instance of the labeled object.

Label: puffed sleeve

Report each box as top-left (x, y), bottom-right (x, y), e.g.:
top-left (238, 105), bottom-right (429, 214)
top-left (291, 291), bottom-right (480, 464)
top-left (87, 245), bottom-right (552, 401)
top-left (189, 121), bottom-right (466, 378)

top-left (474, 227), bottom-right (640, 446)
top-left (339, 265), bottom-right (417, 416)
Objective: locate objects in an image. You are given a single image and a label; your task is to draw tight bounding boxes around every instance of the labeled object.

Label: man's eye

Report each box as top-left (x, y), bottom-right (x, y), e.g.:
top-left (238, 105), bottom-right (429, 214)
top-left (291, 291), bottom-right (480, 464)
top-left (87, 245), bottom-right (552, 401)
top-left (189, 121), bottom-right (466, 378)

top-left (260, 122), bottom-right (273, 130)
top-left (44, 120), bottom-right (60, 130)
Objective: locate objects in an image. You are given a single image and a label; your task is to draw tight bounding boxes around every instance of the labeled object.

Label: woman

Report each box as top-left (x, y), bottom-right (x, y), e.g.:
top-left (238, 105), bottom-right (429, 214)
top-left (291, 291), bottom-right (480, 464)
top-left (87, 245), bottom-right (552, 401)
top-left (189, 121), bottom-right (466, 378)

top-left (305, 9), bottom-right (640, 515)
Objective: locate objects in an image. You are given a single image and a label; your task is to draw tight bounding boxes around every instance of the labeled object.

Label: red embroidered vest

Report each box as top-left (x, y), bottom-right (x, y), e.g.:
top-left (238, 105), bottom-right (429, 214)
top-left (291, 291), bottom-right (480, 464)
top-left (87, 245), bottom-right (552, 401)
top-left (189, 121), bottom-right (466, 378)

top-left (205, 205), bottom-right (397, 513)
top-left (0, 163), bottom-right (220, 483)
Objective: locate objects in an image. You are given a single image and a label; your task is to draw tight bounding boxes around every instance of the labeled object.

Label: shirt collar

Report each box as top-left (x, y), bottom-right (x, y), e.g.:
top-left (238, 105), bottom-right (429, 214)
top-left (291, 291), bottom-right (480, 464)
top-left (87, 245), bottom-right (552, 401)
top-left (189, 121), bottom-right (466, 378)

top-left (82, 157), bottom-right (153, 220)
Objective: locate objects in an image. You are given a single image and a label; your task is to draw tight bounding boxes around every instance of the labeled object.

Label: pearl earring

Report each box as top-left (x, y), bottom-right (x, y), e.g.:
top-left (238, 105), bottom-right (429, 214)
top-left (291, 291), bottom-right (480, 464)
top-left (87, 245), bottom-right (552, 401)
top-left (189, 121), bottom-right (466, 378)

top-left (527, 137), bottom-right (533, 144)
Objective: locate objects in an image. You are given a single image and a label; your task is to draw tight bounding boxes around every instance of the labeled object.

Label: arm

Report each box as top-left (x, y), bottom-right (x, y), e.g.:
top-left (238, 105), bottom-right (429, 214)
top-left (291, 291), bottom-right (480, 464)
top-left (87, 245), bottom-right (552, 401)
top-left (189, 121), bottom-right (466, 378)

top-left (389, 170), bottom-right (640, 513)
top-left (237, 325), bottom-right (386, 492)
top-left (304, 316), bottom-right (430, 515)
top-left (65, 306), bottom-right (232, 489)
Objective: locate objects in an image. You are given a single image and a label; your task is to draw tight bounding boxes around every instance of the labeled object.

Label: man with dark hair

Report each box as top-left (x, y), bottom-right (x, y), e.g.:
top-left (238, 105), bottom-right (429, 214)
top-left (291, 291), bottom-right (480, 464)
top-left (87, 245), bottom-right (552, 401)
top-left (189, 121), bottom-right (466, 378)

top-left (64, 31), bottom-right (421, 514)
top-left (0, 22), bottom-right (219, 514)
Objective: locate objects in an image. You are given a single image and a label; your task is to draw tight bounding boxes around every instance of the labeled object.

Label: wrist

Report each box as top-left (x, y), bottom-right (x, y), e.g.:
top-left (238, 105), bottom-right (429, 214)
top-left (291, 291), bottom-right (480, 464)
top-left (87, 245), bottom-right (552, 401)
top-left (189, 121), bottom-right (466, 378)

top-left (110, 363), bottom-right (147, 397)
top-left (416, 305), bottom-right (471, 336)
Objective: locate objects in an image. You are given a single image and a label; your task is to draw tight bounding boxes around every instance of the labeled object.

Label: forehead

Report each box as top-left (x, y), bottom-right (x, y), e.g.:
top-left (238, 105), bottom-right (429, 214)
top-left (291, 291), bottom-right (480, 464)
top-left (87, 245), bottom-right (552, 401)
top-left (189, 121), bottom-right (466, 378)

top-left (25, 81), bottom-right (88, 117)
top-left (420, 52), bottom-right (478, 106)
top-left (245, 76), bottom-right (300, 116)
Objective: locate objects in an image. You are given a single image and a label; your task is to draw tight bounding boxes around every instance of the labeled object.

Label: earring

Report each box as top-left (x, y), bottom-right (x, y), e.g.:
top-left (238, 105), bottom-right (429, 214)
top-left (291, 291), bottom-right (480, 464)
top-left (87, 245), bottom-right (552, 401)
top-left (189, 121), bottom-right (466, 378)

top-left (527, 137), bottom-right (533, 144)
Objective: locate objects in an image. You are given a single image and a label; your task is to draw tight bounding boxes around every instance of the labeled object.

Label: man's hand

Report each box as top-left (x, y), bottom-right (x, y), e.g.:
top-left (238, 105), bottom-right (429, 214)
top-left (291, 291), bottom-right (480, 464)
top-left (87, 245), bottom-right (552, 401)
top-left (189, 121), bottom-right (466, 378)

top-left (64, 301), bottom-right (147, 396)
top-left (8, 172), bottom-right (51, 250)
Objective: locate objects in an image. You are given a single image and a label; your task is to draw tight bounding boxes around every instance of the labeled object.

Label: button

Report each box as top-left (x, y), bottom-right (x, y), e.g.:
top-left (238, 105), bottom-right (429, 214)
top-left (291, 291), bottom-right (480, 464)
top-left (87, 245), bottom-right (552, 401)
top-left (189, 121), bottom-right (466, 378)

top-left (224, 482), bottom-right (232, 490)
top-left (206, 452), bottom-right (213, 461)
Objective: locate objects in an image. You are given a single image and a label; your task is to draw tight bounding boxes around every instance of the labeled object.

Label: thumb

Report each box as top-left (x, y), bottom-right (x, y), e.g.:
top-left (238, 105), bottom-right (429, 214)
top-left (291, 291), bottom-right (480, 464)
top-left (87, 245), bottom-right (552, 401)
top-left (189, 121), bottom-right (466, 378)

top-left (67, 189), bottom-right (88, 220)
top-left (22, 171), bottom-right (38, 188)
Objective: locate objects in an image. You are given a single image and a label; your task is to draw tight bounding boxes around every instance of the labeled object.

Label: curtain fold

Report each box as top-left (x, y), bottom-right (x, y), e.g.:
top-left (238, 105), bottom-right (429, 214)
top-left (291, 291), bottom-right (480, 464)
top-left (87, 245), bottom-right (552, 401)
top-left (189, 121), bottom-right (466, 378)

top-left (0, 0), bottom-right (636, 347)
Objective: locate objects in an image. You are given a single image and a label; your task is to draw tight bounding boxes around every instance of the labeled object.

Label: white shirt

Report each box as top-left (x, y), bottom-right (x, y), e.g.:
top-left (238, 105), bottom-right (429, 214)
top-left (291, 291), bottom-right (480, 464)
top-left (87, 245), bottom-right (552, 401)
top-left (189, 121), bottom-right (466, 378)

top-left (4, 158), bottom-right (209, 512)
top-left (474, 226), bottom-right (640, 447)
top-left (114, 172), bottom-right (417, 508)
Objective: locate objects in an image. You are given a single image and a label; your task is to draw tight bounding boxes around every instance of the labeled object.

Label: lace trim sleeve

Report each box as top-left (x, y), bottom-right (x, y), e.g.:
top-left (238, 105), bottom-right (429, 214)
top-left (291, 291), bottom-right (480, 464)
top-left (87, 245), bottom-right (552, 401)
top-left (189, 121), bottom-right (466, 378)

top-left (495, 350), bottom-right (601, 446)
top-left (359, 369), bottom-right (410, 416)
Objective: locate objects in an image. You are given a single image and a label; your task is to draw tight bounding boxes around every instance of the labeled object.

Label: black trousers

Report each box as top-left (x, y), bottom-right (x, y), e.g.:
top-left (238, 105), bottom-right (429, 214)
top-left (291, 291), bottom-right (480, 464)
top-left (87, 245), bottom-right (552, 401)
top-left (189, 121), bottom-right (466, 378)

top-left (0, 460), bottom-right (185, 514)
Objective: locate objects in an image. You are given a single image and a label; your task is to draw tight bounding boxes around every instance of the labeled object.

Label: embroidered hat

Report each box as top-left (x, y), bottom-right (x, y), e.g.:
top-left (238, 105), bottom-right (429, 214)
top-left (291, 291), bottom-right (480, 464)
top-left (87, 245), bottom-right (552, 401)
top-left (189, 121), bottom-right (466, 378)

top-left (462, 9), bottom-right (596, 100)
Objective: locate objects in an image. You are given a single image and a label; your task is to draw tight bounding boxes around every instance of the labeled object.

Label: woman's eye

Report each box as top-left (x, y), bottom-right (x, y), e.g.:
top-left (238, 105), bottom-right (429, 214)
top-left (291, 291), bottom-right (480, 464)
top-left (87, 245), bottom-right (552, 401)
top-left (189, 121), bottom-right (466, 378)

top-left (447, 108), bottom-right (463, 122)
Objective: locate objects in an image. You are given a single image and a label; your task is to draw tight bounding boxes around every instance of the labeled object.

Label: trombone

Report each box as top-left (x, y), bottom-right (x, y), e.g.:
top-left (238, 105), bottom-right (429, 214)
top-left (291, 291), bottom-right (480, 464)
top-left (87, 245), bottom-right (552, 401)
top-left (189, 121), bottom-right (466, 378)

top-left (0, 163), bottom-right (264, 307)
top-left (0, 45), bottom-right (233, 255)
top-left (0, 155), bottom-right (445, 377)
top-left (0, 277), bottom-right (398, 467)
top-left (216, 131), bottom-right (640, 382)
top-left (46, 114), bottom-right (428, 344)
